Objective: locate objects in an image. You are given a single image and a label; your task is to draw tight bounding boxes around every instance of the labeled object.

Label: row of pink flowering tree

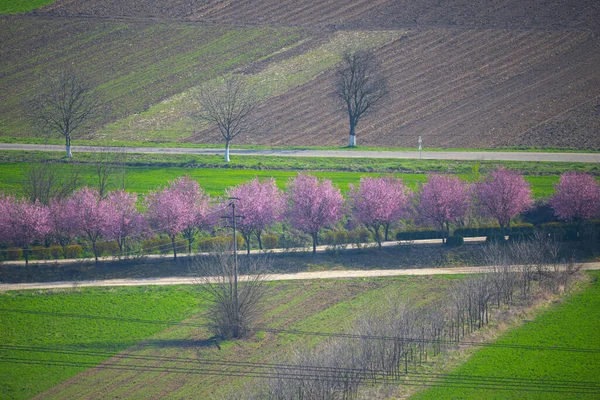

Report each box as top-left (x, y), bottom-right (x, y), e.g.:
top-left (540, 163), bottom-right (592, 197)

top-left (1, 170), bottom-right (599, 262)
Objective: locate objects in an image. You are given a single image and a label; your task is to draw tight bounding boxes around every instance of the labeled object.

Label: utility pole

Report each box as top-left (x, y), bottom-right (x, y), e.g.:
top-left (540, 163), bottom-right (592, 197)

top-left (221, 197), bottom-right (244, 336)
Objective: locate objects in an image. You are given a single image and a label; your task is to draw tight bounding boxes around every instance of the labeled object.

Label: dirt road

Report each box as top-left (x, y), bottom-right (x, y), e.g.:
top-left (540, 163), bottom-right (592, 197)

top-left (2, 262), bottom-right (599, 291)
top-left (1, 143), bottom-right (598, 162)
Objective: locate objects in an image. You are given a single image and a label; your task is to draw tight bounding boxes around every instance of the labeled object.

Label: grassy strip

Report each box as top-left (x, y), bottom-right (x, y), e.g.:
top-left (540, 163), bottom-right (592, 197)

top-left (0, 0), bottom-right (54, 13)
top-left (413, 271), bottom-right (600, 400)
top-left (0, 285), bottom-right (208, 400)
top-left (1, 136), bottom-right (598, 153)
top-left (0, 160), bottom-right (562, 198)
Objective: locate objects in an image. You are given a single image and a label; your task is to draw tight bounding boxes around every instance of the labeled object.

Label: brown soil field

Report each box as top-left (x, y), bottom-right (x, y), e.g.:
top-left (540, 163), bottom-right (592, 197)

top-left (18, 0), bottom-right (600, 149)
top-left (191, 28), bottom-right (600, 149)
top-left (39, 0), bottom-right (600, 33)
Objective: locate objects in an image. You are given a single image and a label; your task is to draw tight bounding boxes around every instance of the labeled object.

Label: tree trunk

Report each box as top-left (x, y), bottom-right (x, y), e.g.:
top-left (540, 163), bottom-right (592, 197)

top-left (24, 247), bottom-right (29, 267)
top-left (312, 232), bottom-right (317, 256)
top-left (384, 223), bottom-right (390, 241)
top-left (349, 121), bottom-right (356, 147)
top-left (66, 136), bottom-right (72, 159)
top-left (92, 240), bottom-right (98, 262)
top-left (244, 232), bottom-right (251, 255)
top-left (171, 236), bottom-right (178, 260)
top-left (224, 140), bottom-right (231, 162)
top-left (256, 231), bottom-right (263, 250)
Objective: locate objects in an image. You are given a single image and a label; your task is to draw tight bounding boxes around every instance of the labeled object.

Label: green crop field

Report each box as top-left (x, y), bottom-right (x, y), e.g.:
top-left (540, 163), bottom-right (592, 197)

top-left (0, 276), bottom-right (458, 399)
top-left (0, 0), bottom-right (54, 13)
top-left (0, 285), bottom-right (208, 399)
top-left (0, 160), bottom-right (564, 198)
top-left (414, 271), bottom-right (600, 399)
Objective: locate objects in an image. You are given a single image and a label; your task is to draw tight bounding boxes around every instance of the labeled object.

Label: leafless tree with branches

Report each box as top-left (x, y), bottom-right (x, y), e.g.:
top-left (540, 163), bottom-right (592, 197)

top-left (334, 50), bottom-right (387, 147)
top-left (29, 72), bottom-right (101, 159)
top-left (191, 248), bottom-right (270, 339)
top-left (21, 161), bottom-right (82, 205)
top-left (195, 75), bottom-right (257, 162)
top-left (92, 148), bottom-right (128, 198)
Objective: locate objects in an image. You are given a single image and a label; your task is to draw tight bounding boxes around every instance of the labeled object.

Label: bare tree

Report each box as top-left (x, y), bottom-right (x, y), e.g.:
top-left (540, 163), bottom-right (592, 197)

top-left (29, 72), bottom-right (101, 159)
top-left (191, 249), bottom-right (270, 339)
top-left (195, 75), bottom-right (257, 162)
top-left (21, 161), bottom-right (82, 205)
top-left (93, 148), bottom-right (128, 198)
top-left (335, 50), bottom-right (387, 147)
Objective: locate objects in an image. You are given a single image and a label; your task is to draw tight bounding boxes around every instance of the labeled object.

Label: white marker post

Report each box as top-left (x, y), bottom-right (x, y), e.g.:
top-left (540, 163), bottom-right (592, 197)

top-left (418, 136), bottom-right (422, 160)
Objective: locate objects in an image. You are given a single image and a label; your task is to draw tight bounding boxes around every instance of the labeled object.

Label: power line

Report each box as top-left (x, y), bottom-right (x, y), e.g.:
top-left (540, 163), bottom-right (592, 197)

top-left (1, 347), bottom-right (599, 394)
top-left (1, 308), bottom-right (599, 354)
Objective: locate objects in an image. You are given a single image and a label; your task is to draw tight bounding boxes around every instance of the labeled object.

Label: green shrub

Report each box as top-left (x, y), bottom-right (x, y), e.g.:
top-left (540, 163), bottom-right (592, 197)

top-left (64, 245), bottom-right (83, 259)
top-left (396, 229), bottom-right (443, 241)
top-left (6, 247), bottom-right (22, 261)
top-left (142, 238), bottom-right (172, 254)
top-left (31, 246), bottom-right (51, 260)
top-left (348, 228), bottom-right (372, 245)
top-left (197, 236), bottom-right (245, 252)
top-left (445, 235), bottom-right (464, 247)
top-left (321, 230), bottom-right (336, 245)
top-left (49, 245), bottom-right (64, 259)
top-left (334, 230), bottom-right (349, 245)
top-left (486, 233), bottom-right (506, 244)
top-left (261, 234), bottom-right (278, 249)
top-left (96, 241), bottom-right (120, 257)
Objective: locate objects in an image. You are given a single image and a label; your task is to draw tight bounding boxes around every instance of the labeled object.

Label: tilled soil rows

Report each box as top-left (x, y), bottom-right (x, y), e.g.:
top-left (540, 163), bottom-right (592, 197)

top-left (192, 28), bottom-right (600, 149)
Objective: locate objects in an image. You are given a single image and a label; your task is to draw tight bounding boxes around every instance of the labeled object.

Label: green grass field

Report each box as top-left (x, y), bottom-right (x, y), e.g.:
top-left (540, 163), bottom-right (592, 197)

top-left (0, 276), bottom-right (458, 399)
top-left (0, 160), bottom-right (562, 198)
top-left (0, 285), bottom-right (208, 399)
top-left (414, 271), bottom-right (600, 399)
top-left (0, 0), bottom-right (54, 13)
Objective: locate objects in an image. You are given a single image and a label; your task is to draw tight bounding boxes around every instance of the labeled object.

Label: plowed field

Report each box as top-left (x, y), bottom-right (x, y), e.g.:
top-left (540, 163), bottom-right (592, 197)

top-left (0, 16), bottom-right (305, 138)
top-left (40, 0), bottom-right (600, 33)
top-left (191, 28), bottom-right (600, 149)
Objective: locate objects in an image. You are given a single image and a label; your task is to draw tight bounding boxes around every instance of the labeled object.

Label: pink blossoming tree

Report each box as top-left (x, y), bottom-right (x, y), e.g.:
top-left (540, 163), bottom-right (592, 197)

top-left (168, 177), bottom-right (214, 254)
top-left (349, 176), bottom-right (412, 249)
top-left (48, 198), bottom-right (78, 256)
top-left (549, 172), bottom-right (600, 222)
top-left (103, 190), bottom-right (148, 255)
top-left (475, 168), bottom-right (533, 233)
top-left (287, 174), bottom-right (344, 255)
top-left (417, 174), bottom-right (471, 243)
top-left (226, 178), bottom-right (285, 254)
top-left (0, 196), bottom-right (51, 266)
top-left (68, 187), bottom-right (108, 262)
top-left (144, 177), bottom-right (199, 260)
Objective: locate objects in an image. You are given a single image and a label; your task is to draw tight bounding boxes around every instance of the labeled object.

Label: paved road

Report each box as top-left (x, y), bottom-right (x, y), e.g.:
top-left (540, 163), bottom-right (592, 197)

top-left (2, 262), bottom-right (599, 291)
top-left (1, 143), bottom-right (598, 162)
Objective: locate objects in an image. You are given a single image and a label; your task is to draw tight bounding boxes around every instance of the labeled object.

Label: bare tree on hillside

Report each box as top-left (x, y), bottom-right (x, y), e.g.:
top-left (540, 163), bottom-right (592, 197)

top-left (191, 249), bottom-right (270, 339)
top-left (29, 72), bottom-right (101, 159)
top-left (195, 75), bottom-right (257, 162)
top-left (334, 50), bottom-right (387, 147)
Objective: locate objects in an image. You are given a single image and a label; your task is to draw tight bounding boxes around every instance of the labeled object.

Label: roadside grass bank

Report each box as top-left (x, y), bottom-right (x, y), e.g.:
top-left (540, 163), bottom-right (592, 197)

top-left (0, 276), bottom-right (457, 399)
top-left (413, 270), bottom-right (600, 400)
